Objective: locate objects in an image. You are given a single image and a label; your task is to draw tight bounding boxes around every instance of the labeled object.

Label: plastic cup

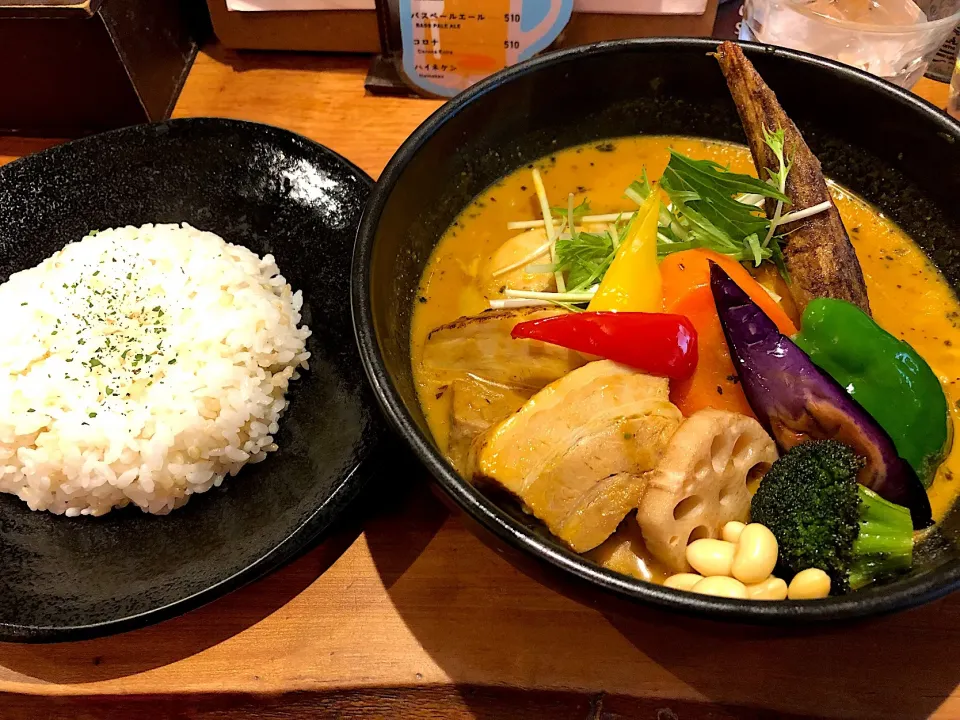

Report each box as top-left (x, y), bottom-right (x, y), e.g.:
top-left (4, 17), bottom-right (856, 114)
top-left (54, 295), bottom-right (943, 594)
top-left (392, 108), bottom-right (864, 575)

top-left (741, 0), bottom-right (960, 88)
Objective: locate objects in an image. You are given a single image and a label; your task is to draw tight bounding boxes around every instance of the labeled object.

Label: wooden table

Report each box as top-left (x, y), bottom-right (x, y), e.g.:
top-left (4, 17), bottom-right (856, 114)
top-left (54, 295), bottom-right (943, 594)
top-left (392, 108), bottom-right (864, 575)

top-left (0, 46), bottom-right (956, 720)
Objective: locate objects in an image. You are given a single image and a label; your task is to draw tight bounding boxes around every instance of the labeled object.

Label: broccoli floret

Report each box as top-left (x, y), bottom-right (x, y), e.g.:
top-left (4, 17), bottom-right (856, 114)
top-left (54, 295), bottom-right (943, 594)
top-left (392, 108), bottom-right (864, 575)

top-left (750, 440), bottom-right (914, 594)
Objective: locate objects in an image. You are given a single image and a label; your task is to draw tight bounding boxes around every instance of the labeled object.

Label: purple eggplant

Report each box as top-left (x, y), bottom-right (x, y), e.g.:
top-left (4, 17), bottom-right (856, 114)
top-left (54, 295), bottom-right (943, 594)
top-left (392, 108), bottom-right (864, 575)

top-left (709, 262), bottom-right (932, 528)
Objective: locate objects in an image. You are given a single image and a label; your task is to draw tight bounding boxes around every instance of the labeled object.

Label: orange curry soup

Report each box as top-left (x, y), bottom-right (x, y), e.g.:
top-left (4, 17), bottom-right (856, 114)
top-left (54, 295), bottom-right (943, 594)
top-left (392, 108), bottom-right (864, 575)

top-left (411, 136), bottom-right (960, 526)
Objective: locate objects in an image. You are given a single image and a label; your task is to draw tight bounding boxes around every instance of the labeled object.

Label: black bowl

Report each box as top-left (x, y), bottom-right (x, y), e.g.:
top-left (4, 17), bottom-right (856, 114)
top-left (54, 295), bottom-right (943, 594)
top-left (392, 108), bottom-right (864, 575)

top-left (0, 118), bottom-right (385, 641)
top-left (352, 39), bottom-right (960, 623)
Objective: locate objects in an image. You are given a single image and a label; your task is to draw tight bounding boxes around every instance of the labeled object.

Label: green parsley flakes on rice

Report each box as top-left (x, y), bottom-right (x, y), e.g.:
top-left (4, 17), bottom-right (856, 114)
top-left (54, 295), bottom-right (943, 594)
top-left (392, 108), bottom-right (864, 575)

top-left (0, 223), bottom-right (311, 516)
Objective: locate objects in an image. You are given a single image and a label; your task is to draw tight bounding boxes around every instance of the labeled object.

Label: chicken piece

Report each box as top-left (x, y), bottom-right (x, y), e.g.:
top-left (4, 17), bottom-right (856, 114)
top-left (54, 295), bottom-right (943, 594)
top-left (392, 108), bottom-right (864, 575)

top-left (446, 378), bottom-right (531, 473)
top-left (716, 41), bottom-right (871, 316)
top-left (587, 517), bottom-right (669, 584)
top-left (423, 307), bottom-right (585, 390)
top-left (637, 409), bottom-right (778, 573)
top-left (479, 229), bottom-right (555, 299)
top-left (474, 360), bottom-right (683, 552)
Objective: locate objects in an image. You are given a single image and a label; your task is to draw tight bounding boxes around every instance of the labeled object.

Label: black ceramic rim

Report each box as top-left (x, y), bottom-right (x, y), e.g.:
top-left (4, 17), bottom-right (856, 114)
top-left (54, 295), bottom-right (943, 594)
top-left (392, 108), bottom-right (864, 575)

top-left (1, 118), bottom-right (379, 642)
top-left (352, 38), bottom-right (960, 624)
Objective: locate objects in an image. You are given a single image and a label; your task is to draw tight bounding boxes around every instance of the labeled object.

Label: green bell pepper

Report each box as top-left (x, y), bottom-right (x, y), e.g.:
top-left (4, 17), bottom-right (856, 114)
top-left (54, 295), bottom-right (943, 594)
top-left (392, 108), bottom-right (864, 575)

top-left (793, 298), bottom-right (951, 487)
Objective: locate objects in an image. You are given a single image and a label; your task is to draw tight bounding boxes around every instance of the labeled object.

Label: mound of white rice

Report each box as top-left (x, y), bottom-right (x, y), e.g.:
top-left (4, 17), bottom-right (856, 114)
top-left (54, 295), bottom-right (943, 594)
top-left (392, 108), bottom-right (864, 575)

top-left (0, 223), bottom-right (310, 516)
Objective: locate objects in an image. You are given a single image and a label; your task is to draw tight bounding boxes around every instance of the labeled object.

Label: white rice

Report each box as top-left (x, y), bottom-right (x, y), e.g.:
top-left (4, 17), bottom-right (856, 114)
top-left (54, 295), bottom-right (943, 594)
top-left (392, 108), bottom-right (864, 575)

top-left (0, 223), bottom-right (310, 516)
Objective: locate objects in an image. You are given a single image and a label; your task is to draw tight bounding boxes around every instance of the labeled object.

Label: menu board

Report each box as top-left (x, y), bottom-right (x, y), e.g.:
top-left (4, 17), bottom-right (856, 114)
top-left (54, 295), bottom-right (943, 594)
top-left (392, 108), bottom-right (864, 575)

top-left (397, 0), bottom-right (574, 97)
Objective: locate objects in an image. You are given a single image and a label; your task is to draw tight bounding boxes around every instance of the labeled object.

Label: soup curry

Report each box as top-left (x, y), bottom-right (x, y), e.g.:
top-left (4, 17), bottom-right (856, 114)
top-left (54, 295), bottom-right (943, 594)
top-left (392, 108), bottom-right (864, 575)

top-left (410, 137), bottom-right (960, 592)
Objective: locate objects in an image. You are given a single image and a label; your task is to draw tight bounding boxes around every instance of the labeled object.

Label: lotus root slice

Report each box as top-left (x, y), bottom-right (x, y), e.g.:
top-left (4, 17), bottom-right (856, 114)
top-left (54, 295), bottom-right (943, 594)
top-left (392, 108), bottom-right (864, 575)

top-left (636, 409), bottom-right (778, 572)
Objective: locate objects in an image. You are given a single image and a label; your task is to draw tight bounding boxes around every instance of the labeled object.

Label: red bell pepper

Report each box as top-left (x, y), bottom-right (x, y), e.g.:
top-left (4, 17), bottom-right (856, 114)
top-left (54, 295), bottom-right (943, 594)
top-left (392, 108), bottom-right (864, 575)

top-left (511, 312), bottom-right (698, 380)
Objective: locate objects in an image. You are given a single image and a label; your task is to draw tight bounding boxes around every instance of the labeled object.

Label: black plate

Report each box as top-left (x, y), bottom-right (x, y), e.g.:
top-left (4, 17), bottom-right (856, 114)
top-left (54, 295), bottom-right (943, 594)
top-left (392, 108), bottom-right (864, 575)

top-left (0, 118), bottom-right (385, 641)
top-left (353, 39), bottom-right (960, 623)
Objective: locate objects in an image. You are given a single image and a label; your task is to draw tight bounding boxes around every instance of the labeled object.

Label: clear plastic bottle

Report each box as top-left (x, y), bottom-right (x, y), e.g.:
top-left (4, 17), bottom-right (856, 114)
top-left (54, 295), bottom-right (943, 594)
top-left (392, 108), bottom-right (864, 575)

top-left (951, 47), bottom-right (960, 118)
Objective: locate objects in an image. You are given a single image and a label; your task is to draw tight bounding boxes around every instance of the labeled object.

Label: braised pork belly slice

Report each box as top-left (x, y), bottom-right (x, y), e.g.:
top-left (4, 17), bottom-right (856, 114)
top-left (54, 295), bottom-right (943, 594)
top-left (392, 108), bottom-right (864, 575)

top-left (472, 360), bottom-right (682, 551)
top-left (422, 307), bottom-right (585, 390)
top-left (446, 378), bottom-right (532, 473)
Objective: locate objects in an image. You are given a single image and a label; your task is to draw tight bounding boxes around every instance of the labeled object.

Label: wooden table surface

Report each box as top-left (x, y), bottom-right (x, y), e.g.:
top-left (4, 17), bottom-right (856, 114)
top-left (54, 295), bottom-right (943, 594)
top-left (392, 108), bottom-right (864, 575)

top-left (0, 46), bottom-right (956, 720)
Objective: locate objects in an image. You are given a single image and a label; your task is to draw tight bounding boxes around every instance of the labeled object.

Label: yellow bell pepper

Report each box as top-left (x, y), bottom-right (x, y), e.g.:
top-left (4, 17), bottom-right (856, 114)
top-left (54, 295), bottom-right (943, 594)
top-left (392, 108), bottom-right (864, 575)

top-left (588, 193), bottom-right (662, 312)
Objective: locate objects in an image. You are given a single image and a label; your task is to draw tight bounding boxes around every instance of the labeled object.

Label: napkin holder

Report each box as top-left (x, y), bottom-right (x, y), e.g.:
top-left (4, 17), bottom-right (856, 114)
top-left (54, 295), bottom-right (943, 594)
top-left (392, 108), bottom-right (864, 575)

top-left (0, 0), bottom-right (200, 137)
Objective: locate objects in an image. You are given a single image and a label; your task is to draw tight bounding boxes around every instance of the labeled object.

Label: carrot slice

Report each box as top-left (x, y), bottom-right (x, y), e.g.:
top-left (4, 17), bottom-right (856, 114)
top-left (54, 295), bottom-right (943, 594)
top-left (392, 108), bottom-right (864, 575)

top-left (660, 249), bottom-right (797, 417)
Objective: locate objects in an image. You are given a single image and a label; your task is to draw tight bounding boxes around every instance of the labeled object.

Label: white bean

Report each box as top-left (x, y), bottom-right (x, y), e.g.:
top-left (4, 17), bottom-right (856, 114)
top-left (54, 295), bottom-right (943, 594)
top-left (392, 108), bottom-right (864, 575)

top-left (686, 538), bottom-right (736, 577)
top-left (664, 573), bottom-right (703, 591)
top-left (732, 523), bottom-right (779, 584)
top-left (746, 576), bottom-right (788, 601)
top-left (722, 521), bottom-right (746, 543)
top-left (692, 576), bottom-right (748, 599)
top-left (788, 568), bottom-right (832, 599)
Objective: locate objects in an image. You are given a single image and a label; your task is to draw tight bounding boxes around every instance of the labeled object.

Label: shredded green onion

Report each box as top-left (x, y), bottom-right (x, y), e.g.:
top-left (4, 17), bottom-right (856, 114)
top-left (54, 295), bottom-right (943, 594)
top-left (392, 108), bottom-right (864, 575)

top-left (492, 133), bottom-right (832, 309)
